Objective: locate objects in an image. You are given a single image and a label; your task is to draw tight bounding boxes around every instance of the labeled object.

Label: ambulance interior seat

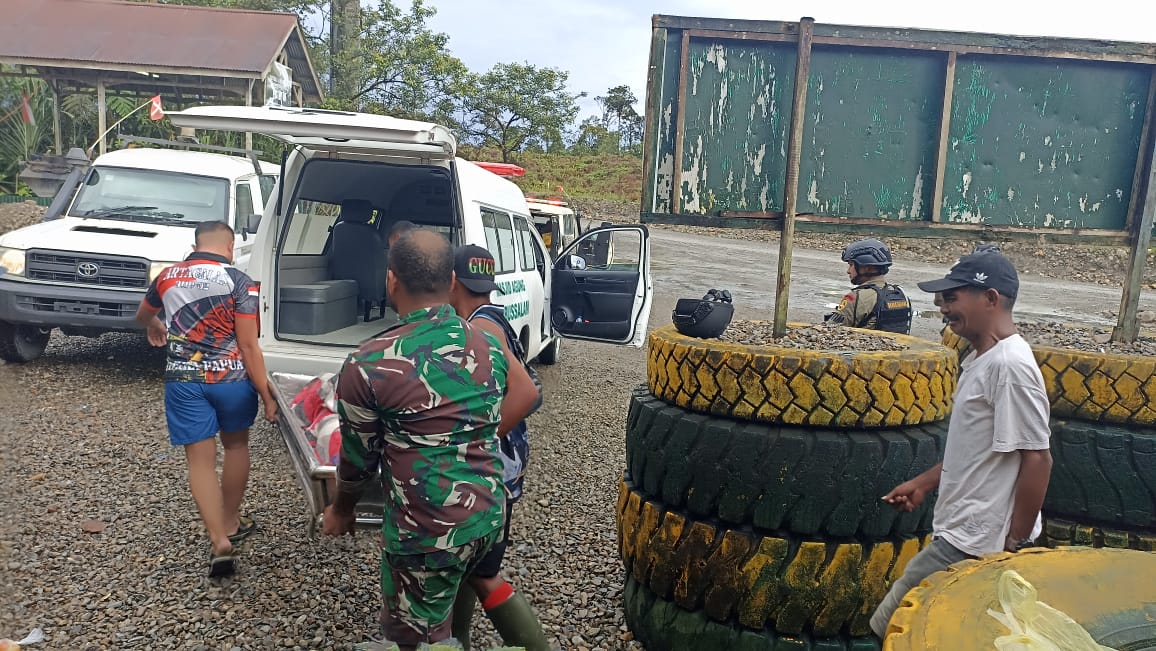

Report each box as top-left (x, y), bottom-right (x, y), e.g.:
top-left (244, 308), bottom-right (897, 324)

top-left (328, 198), bottom-right (388, 321)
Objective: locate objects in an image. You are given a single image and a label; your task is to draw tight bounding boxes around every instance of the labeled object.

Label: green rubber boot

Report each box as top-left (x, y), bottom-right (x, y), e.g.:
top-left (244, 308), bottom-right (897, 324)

top-left (451, 583), bottom-right (477, 651)
top-left (485, 592), bottom-right (550, 651)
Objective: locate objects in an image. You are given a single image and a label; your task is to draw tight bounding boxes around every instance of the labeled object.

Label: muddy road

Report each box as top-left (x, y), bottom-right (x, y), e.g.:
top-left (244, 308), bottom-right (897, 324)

top-left (649, 229), bottom-right (1152, 340)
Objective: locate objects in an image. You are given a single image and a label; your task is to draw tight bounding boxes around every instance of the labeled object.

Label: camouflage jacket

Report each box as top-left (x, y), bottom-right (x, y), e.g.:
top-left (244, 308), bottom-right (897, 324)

top-left (335, 304), bottom-right (507, 558)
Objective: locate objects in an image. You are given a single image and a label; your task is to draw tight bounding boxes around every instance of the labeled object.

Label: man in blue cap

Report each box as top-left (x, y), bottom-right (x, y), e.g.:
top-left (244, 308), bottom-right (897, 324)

top-left (870, 251), bottom-right (1053, 639)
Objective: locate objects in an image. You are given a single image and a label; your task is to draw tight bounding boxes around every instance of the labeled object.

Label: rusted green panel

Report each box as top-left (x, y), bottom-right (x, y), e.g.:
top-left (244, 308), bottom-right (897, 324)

top-left (942, 56), bottom-right (1150, 229)
top-left (679, 39), bottom-right (796, 214)
top-left (797, 47), bottom-right (945, 220)
top-left (651, 30), bottom-right (683, 214)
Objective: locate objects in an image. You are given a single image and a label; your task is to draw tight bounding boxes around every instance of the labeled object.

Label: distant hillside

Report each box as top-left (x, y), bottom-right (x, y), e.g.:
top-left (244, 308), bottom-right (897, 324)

top-left (462, 149), bottom-right (643, 203)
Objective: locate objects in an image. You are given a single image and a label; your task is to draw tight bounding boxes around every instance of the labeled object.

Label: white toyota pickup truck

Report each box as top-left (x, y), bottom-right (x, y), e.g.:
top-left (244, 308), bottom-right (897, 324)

top-left (0, 145), bottom-right (277, 362)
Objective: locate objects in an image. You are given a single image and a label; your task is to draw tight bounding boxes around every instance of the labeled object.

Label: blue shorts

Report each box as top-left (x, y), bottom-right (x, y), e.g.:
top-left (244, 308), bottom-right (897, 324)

top-left (164, 381), bottom-right (258, 446)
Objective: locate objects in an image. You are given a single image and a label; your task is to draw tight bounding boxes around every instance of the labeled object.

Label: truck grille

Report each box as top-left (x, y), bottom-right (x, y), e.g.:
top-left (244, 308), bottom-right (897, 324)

top-left (26, 250), bottom-right (149, 289)
top-left (16, 295), bottom-right (138, 318)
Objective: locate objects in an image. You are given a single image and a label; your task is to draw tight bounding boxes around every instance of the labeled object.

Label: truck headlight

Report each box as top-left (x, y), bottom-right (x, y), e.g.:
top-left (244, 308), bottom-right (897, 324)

top-left (149, 261), bottom-right (180, 282)
top-left (0, 247), bottom-right (26, 277)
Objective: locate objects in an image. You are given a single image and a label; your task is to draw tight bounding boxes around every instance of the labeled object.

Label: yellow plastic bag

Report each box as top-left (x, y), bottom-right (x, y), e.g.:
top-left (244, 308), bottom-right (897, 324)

top-left (987, 570), bottom-right (1116, 651)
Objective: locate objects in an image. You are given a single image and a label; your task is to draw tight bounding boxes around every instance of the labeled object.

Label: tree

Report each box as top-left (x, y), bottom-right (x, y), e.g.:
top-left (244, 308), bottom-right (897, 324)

top-left (594, 84), bottom-right (644, 153)
top-left (459, 63), bottom-right (580, 163)
top-left (340, 0), bottom-right (470, 124)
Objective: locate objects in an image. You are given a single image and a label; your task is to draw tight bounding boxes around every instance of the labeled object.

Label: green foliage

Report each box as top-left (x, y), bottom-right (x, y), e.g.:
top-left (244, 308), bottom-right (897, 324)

top-left (459, 63), bottom-right (581, 163)
top-left (0, 0), bottom-right (645, 201)
top-left (333, 0), bottom-right (470, 125)
top-left (459, 147), bottom-right (642, 202)
top-left (0, 77), bottom-right (52, 193)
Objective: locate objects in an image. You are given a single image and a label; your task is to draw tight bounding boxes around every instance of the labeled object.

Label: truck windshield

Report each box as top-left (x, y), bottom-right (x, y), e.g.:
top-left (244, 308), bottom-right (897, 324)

top-left (70, 167), bottom-right (230, 224)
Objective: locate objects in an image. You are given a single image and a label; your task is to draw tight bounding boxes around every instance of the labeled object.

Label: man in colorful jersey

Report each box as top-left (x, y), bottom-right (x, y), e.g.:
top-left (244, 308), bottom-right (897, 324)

top-left (135, 221), bottom-right (276, 578)
top-left (448, 245), bottom-right (550, 651)
top-left (322, 230), bottom-right (538, 649)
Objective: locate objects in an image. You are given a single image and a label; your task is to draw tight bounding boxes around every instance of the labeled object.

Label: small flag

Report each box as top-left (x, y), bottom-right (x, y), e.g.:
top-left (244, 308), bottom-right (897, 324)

top-left (149, 95), bottom-right (164, 121)
top-left (20, 93), bottom-right (34, 125)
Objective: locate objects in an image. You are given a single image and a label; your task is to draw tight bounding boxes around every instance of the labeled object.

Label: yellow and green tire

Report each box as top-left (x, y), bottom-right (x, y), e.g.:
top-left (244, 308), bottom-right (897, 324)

top-left (940, 326), bottom-right (1156, 426)
top-left (648, 325), bottom-right (957, 428)
top-left (1041, 516), bottom-right (1156, 551)
top-left (884, 547), bottom-right (1156, 650)
top-left (626, 387), bottom-right (946, 538)
top-left (617, 479), bottom-right (931, 638)
top-left (623, 574), bottom-right (884, 651)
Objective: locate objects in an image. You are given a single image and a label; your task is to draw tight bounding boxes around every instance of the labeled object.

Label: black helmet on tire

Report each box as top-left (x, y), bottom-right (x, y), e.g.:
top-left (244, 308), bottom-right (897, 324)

top-left (841, 238), bottom-right (893, 272)
top-left (672, 289), bottom-right (734, 339)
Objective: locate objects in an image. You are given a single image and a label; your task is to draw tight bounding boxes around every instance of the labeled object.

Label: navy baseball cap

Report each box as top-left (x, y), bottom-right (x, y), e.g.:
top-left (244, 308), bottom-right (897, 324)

top-left (917, 251), bottom-right (1019, 299)
top-left (454, 244), bottom-right (501, 294)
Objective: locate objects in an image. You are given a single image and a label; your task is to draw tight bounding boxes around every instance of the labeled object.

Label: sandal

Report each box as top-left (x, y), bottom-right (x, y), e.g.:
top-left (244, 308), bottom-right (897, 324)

top-left (208, 548), bottom-right (237, 578)
top-left (228, 515), bottom-right (257, 545)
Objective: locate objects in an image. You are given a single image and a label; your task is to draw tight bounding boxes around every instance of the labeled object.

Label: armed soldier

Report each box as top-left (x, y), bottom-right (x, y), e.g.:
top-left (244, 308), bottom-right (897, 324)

top-left (825, 238), bottom-right (913, 334)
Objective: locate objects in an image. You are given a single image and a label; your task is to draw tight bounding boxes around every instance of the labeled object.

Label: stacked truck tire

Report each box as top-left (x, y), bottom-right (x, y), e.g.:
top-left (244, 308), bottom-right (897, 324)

top-left (617, 325), bottom-right (959, 650)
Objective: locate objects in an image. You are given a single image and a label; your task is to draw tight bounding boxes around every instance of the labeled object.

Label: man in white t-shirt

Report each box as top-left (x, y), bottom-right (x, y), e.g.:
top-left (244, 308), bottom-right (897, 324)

top-left (869, 251), bottom-right (1053, 639)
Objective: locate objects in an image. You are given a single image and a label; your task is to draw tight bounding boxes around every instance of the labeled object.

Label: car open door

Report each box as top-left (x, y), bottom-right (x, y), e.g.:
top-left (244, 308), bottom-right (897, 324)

top-left (550, 225), bottom-right (652, 347)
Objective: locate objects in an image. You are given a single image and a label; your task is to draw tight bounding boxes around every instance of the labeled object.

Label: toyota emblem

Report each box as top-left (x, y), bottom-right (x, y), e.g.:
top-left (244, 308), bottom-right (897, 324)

top-left (76, 262), bottom-right (100, 277)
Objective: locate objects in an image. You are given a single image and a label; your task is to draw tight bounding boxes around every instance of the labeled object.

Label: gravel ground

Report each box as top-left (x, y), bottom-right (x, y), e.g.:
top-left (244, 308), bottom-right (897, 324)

top-left (0, 319), bottom-right (655, 650)
top-left (719, 320), bottom-right (906, 351)
top-left (1017, 322), bottom-right (1156, 356)
top-left (0, 202), bottom-right (45, 235)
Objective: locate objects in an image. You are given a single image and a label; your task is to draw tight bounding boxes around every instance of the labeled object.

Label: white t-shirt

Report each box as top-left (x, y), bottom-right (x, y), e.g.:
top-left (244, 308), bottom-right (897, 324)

top-left (933, 334), bottom-right (1051, 556)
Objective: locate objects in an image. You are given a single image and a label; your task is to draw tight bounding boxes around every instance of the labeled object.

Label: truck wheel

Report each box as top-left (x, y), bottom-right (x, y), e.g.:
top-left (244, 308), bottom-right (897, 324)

top-left (537, 336), bottom-right (560, 365)
top-left (885, 547), bottom-right (1156, 649)
top-left (648, 324), bottom-right (957, 428)
top-left (618, 478), bottom-right (930, 637)
top-left (1042, 516), bottom-right (1156, 551)
top-left (0, 322), bottom-right (51, 363)
top-left (625, 388), bottom-right (945, 538)
top-left (623, 574), bottom-right (882, 651)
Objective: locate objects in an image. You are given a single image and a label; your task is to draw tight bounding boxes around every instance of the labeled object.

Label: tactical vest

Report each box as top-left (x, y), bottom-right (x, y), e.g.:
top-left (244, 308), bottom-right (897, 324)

top-left (860, 283), bottom-right (912, 334)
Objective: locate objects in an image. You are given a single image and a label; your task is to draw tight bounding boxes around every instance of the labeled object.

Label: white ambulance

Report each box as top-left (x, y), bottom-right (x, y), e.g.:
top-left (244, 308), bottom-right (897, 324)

top-left (166, 105), bottom-right (654, 376)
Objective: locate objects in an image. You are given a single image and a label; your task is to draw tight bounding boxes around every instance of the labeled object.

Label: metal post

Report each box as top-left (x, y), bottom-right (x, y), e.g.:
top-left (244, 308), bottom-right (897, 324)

top-left (1113, 107), bottom-right (1156, 343)
top-left (96, 79), bottom-right (107, 155)
top-left (772, 17), bottom-right (815, 338)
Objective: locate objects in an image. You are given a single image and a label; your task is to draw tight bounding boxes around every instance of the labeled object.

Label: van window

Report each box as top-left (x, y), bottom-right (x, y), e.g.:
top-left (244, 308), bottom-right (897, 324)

top-left (235, 182), bottom-right (255, 226)
top-left (481, 209), bottom-right (501, 263)
top-left (283, 199), bottom-right (341, 255)
top-left (493, 211), bottom-right (516, 273)
top-left (480, 208), bottom-right (515, 273)
top-left (514, 217), bottom-right (536, 272)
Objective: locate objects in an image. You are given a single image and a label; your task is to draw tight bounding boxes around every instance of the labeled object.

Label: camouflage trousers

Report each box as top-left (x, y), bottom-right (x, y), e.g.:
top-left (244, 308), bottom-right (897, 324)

top-left (378, 528), bottom-right (499, 647)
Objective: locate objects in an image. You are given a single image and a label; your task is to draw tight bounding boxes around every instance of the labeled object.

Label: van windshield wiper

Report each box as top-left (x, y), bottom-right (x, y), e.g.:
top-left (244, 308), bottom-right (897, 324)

top-left (80, 205), bottom-right (157, 219)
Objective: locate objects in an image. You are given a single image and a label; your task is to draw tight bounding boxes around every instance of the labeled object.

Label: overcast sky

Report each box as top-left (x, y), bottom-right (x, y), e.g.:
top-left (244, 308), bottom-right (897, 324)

top-left (426, 0), bottom-right (1156, 119)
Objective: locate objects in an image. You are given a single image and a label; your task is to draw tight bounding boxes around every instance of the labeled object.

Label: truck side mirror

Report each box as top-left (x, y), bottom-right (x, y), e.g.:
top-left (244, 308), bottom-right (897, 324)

top-left (245, 213), bottom-right (262, 235)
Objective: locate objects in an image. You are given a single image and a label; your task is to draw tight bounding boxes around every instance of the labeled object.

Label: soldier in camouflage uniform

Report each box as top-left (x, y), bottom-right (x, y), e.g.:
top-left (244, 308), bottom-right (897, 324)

top-left (322, 230), bottom-right (524, 650)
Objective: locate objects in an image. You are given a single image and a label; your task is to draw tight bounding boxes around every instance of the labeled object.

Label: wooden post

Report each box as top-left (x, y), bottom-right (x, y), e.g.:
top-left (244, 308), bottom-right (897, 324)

top-left (1125, 68), bottom-right (1156, 231)
top-left (671, 31), bottom-right (691, 214)
top-left (1113, 104), bottom-right (1156, 342)
top-left (772, 17), bottom-right (815, 338)
top-left (96, 79), bottom-right (107, 155)
top-left (50, 80), bottom-right (63, 155)
top-left (930, 51), bottom-right (957, 223)
top-left (245, 78), bottom-right (255, 152)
